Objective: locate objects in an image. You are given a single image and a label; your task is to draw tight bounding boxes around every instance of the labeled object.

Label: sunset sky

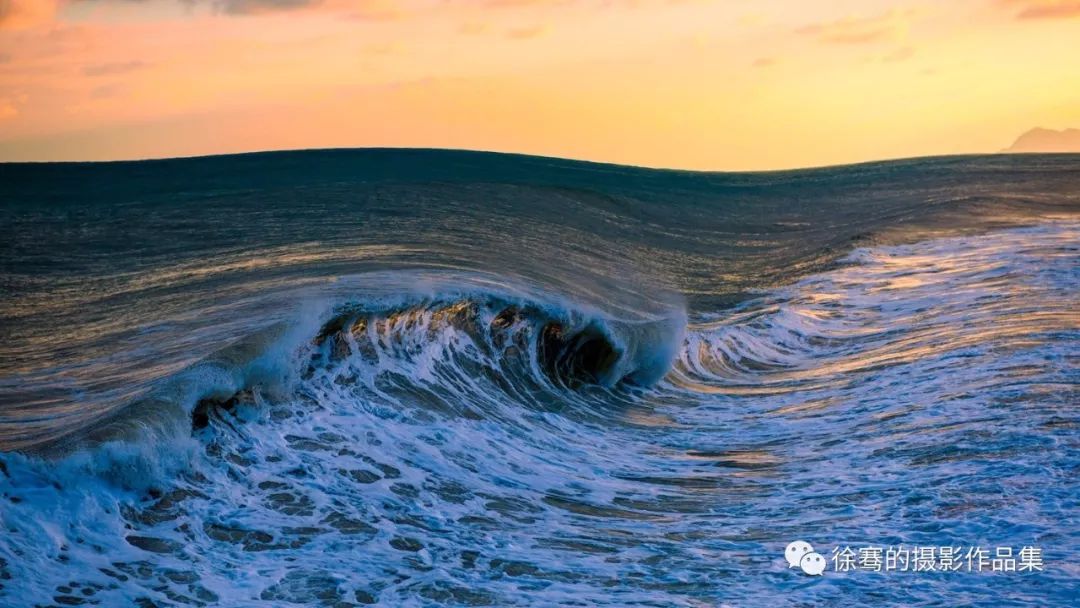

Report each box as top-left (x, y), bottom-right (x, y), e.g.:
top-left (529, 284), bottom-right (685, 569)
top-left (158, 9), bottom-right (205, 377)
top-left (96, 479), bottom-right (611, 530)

top-left (0, 0), bottom-right (1078, 169)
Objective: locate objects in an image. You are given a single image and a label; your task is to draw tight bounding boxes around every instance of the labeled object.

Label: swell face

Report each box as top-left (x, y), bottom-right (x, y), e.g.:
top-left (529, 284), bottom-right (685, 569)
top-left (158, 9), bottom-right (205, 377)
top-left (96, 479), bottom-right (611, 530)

top-left (0, 151), bottom-right (1079, 606)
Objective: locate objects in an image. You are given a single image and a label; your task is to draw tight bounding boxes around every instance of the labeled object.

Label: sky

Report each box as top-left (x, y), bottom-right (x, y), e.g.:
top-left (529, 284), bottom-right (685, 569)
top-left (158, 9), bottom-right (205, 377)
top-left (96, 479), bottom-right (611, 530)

top-left (0, 0), bottom-right (1078, 170)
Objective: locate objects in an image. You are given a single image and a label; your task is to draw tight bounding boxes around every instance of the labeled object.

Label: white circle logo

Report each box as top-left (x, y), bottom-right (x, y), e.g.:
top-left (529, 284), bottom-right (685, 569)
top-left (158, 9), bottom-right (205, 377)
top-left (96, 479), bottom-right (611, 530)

top-left (800, 551), bottom-right (826, 576)
top-left (785, 540), bottom-right (814, 569)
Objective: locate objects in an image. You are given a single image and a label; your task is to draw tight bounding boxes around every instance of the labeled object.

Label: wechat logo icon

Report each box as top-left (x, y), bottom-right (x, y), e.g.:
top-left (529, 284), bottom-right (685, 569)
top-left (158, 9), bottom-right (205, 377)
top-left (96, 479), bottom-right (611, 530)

top-left (785, 540), bottom-right (826, 576)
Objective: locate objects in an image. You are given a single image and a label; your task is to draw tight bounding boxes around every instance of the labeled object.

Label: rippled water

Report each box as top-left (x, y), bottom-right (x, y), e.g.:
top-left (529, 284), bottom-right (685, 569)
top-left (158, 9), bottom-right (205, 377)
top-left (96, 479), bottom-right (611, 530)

top-left (0, 151), bottom-right (1078, 606)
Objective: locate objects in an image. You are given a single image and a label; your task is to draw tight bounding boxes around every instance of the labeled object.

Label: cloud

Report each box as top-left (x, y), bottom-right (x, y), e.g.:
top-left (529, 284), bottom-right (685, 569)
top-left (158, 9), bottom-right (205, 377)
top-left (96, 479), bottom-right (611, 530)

top-left (83, 60), bottom-right (151, 76)
top-left (344, 3), bottom-right (401, 21)
top-left (0, 0), bottom-right (59, 30)
top-left (1002, 0), bottom-right (1080, 19)
top-left (46, 0), bottom-right (392, 22)
top-left (209, 0), bottom-right (406, 18)
top-left (458, 22), bottom-right (489, 35)
top-left (90, 83), bottom-right (124, 98)
top-left (505, 24), bottom-right (546, 39)
top-left (216, 0), bottom-right (321, 15)
top-left (0, 98), bottom-right (17, 120)
top-left (796, 10), bottom-right (911, 45)
top-left (485, 0), bottom-right (571, 7)
top-left (482, 0), bottom-right (666, 7)
top-left (361, 41), bottom-right (397, 55)
top-left (752, 56), bottom-right (776, 68)
top-left (882, 45), bottom-right (915, 62)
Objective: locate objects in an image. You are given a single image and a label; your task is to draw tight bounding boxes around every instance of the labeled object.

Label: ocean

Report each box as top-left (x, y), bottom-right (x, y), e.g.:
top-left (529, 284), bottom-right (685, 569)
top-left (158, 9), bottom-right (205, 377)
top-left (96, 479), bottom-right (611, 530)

top-left (0, 149), bottom-right (1077, 606)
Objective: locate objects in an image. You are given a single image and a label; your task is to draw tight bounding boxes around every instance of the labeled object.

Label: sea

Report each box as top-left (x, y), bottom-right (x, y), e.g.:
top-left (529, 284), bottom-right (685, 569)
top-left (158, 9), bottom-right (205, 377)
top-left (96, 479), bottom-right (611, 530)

top-left (0, 149), bottom-right (1077, 606)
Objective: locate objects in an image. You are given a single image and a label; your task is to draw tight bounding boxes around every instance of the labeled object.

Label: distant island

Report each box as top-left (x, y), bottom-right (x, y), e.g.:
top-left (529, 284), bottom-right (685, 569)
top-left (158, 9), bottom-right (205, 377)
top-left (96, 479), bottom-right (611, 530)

top-left (1004, 127), bottom-right (1080, 153)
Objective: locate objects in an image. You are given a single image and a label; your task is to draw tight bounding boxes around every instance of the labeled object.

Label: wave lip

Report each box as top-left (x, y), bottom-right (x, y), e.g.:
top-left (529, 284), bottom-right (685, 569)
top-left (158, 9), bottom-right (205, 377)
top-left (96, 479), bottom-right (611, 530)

top-left (307, 289), bottom-right (685, 400)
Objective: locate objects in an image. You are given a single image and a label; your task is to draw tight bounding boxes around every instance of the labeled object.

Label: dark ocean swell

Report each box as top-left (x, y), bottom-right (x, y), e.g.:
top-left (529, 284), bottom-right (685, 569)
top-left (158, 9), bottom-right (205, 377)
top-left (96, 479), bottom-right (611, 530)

top-left (0, 150), bottom-right (1078, 606)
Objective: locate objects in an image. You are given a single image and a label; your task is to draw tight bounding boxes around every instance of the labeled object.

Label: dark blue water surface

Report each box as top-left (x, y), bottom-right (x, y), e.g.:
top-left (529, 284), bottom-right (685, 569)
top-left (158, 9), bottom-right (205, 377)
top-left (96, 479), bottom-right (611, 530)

top-left (0, 150), bottom-right (1078, 606)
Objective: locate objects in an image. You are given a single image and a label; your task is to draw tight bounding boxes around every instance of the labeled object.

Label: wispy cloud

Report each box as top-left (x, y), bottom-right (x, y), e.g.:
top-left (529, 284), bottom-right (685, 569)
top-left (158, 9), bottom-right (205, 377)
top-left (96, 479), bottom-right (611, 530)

top-left (796, 10), bottom-right (912, 45)
top-left (0, 99), bottom-right (17, 120)
top-left (90, 83), bottom-right (124, 99)
top-left (342, 2), bottom-right (403, 22)
top-left (484, 0), bottom-right (571, 7)
top-left (2, 0), bottom-right (400, 25)
top-left (458, 22), bottom-right (490, 36)
top-left (216, 0), bottom-right (321, 15)
top-left (505, 24), bottom-right (547, 39)
top-left (83, 60), bottom-right (151, 77)
top-left (882, 45), bottom-right (915, 62)
top-left (1002, 0), bottom-right (1080, 20)
top-left (361, 42), bottom-right (398, 55)
top-left (0, 0), bottom-right (59, 30)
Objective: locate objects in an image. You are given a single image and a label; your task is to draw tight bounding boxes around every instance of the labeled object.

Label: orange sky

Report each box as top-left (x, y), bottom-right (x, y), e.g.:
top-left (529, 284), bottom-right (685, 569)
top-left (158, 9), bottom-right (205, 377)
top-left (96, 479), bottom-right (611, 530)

top-left (0, 0), bottom-right (1078, 169)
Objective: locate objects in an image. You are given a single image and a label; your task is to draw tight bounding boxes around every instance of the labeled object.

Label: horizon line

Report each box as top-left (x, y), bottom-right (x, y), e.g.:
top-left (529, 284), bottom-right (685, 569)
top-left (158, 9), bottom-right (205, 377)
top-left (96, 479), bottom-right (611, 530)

top-left (1, 145), bottom-right (1077, 175)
